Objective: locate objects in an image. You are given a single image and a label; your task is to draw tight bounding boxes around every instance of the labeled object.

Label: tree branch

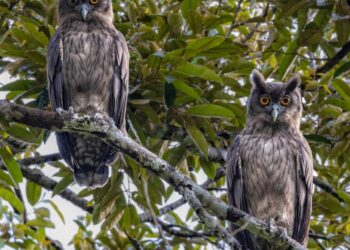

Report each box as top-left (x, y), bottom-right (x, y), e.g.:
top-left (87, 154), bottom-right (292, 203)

top-left (0, 100), bottom-right (306, 250)
top-left (316, 41), bottom-right (350, 75)
top-left (0, 153), bottom-right (93, 214)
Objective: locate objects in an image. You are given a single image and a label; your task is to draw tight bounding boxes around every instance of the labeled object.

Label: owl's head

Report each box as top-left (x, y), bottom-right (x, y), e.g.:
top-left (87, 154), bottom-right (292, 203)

top-left (247, 70), bottom-right (302, 129)
top-left (58, 0), bottom-right (113, 23)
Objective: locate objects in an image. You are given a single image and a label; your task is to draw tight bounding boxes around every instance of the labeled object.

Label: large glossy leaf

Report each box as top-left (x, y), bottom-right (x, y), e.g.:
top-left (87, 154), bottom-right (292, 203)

top-left (172, 79), bottom-right (200, 100)
top-left (0, 188), bottom-right (24, 213)
top-left (52, 174), bottom-right (74, 197)
top-left (185, 123), bottom-right (208, 159)
top-left (26, 181), bottom-right (42, 206)
top-left (0, 147), bottom-right (22, 184)
top-left (174, 64), bottom-right (223, 84)
top-left (187, 104), bottom-right (234, 118)
top-left (185, 36), bottom-right (224, 58)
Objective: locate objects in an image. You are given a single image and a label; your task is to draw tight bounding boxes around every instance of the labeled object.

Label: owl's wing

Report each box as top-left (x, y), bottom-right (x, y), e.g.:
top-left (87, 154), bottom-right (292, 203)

top-left (109, 30), bottom-right (129, 131)
top-left (226, 136), bottom-right (254, 248)
top-left (47, 30), bottom-right (70, 111)
top-left (293, 137), bottom-right (313, 245)
top-left (46, 30), bottom-right (75, 166)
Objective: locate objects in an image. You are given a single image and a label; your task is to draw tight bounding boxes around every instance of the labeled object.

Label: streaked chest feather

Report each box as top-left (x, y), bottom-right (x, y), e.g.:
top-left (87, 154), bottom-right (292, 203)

top-left (239, 135), bottom-right (297, 220)
top-left (62, 31), bottom-right (114, 88)
top-left (61, 30), bottom-right (115, 113)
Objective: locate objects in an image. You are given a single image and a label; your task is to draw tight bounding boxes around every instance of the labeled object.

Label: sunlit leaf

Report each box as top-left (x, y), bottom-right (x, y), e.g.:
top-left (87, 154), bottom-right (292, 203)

top-left (0, 188), bottom-right (24, 213)
top-left (0, 147), bottom-right (22, 184)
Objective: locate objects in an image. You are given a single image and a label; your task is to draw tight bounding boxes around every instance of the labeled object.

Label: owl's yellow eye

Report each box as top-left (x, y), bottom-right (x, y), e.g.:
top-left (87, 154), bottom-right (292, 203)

top-left (280, 96), bottom-right (292, 106)
top-left (259, 96), bottom-right (270, 106)
top-left (89, 0), bottom-right (99, 4)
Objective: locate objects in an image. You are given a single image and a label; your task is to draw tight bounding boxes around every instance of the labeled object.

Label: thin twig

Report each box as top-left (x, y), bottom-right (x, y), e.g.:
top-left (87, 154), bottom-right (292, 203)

top-left (226, 0), bottom-right (244, 37)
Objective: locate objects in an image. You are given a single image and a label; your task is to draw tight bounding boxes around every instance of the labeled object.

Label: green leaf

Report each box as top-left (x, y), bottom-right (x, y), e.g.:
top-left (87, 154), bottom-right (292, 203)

top-left (335, 19), bottom-right (350, 44)
top-left (181, 0), bottom-right (200, 19)
top-left (201, 160), bottom-right (217, 179)
top-left (0, 170), bottom-right (16, 186)
top-left (304, 134), bottom-right (332, 145)
top-left (101, 206), bottom-right (125, 231)
top-left (334, 62), bottom-right (350, 78)
top-left (119, 204), bottom-right (139, 229)
top-left (0, 147), bottom-right (23, 184)
top-left (27, 218), bottom-right (55, 228)
top-left (47, 200), bottom-right (65, 224)
top-left (187, 104), bottom-right (234, 118)
top-left (175, 63), bottom-right (223, 84)
top-left (52, 174), bottom-right (74, 197)
top-left (6, 124), bottom-right (43, 144)
top-left (0, 80), bottom-right (38, 91)
top-left (26, 181), bottom-right (42, 206)
top-left (0, 188), bottom-right (24, 213)
top-left (35, 207), bottom-right (50, 218)
top-left (173, 80), bottom-right (200, 100)
top-left (185, 36), bottom-right (224, 58)
top-left (278, 40), bottom-right (298, 80)
top-left (185, 123), bottom-right (208, 159)
top-left (332, 79), bottom-right (350, 103)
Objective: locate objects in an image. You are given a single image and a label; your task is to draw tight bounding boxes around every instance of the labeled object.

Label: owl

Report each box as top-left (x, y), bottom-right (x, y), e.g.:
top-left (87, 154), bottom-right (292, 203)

top-left (226, 70), bottom-right (313, 249)
top-left (47, 0), bottom-right (129, 187)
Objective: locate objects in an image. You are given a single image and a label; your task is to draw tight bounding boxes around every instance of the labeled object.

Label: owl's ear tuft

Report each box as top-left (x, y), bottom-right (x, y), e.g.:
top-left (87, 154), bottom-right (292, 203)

top-left (286, 74), bottom-right (301, 92)
top-left (250, 69), bottom-right (266, 91)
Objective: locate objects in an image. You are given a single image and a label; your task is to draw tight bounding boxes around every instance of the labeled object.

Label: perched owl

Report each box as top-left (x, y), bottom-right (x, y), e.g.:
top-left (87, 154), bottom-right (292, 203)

top-left (47, 0), bottom-right (129, 187)
top-left (226, 70), bottom-right (313, 249)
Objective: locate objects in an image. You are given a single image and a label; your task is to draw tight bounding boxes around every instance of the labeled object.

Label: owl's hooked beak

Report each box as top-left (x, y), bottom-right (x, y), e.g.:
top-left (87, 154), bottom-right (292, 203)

top-left (271, 104), bottom-right (280, 123)
top-left (79, 3), bottom-right (90, 20)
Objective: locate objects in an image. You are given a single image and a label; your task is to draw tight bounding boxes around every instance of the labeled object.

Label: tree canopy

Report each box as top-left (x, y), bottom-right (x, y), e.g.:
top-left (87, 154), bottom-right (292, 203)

top-left (0, 0), bottom-right (349, 249)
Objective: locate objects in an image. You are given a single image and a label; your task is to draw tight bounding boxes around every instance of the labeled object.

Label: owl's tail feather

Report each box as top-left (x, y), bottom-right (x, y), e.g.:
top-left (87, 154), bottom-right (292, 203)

top-left (73, 163), bottom-right (109, 188)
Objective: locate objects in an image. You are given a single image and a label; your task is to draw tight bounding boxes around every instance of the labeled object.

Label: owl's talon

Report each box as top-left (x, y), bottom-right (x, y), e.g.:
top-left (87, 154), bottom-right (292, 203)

top-left (56, 107), bottom-right (64, 115)
top-left (268, 218), bottom-right (277, 232)
top-left (68, 106), bottom-right (75, 114)
top-left (94, 113), bottom-right (115, 126)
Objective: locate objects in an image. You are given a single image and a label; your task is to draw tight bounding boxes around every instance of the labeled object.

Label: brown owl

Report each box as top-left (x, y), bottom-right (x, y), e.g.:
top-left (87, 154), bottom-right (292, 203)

top-left (226, 70), bottom-right (313, 249)
top-left (47, 0), bottom-right (129, 187)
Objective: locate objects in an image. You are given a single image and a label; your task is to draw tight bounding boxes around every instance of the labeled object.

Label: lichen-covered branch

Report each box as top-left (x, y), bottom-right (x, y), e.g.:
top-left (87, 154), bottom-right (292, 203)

top-left (178, 185), bottom-right (240, 248)
top-left (0, 100), bottom-right (306, 250)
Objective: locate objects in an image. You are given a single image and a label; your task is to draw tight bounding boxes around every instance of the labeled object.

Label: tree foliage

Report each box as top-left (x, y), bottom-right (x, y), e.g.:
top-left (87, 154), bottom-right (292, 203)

top-left (0, 0), bottom-right (350, 249)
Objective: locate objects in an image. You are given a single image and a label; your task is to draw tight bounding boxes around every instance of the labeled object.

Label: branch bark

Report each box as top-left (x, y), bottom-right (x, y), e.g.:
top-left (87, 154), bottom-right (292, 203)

top-left (0, 100), bottom-right (306, 250)
top-left (316, 41), bottom-right (350, 75)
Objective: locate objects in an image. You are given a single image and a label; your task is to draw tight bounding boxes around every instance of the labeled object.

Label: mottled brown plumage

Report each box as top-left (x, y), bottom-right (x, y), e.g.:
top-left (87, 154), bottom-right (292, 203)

top-left (47, 0), bottom-right (129, 187)
top-left (226, 70), bottom-right (313, 249)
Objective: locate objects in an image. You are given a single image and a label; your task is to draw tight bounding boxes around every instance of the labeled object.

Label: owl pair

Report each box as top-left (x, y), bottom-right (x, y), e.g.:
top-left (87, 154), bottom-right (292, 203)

top-left (226, 70), bottom-right (313, 249)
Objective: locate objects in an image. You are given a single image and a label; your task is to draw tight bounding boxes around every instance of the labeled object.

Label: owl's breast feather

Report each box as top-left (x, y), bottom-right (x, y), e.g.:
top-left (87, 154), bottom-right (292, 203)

top-left (61, 29), bottom-right (115, 113)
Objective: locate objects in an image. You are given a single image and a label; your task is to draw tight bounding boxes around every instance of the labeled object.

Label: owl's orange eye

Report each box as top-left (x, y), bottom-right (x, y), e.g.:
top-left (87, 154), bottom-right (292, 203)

top-left (89, 0), bottom-right (99, 4)
top-left (280, 96), bottom-right (292, 106)
top-left (259, 96), bottom-right (270, 106)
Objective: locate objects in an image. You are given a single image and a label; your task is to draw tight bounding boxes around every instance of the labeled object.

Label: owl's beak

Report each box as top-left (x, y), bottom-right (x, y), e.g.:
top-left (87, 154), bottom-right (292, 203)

top-left (79, 4), bottom-right (90, 20)
top-left (271, 104), bottom-right (280, 123)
